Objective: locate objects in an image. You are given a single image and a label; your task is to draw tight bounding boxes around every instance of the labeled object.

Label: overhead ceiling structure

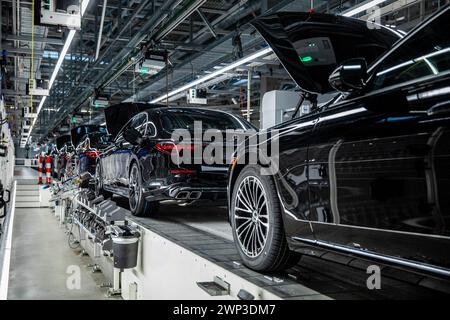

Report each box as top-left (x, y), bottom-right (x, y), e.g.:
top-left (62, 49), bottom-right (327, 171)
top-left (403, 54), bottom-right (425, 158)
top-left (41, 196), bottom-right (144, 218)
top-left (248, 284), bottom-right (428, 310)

top-left (1, 0), bottom-right (449, 148)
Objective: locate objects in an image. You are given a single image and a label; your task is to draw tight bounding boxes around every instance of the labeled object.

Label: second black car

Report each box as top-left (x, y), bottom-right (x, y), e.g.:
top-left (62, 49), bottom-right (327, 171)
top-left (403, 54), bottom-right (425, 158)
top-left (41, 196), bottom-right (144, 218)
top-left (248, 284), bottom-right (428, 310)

top-left (96, 104), bottom-right (255, 216)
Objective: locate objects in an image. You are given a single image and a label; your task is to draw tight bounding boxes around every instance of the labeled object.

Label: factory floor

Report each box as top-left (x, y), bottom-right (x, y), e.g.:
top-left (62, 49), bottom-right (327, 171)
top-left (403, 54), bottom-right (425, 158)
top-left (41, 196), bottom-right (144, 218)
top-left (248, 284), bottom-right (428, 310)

top-left (6, 167), bottom-right (111, 300)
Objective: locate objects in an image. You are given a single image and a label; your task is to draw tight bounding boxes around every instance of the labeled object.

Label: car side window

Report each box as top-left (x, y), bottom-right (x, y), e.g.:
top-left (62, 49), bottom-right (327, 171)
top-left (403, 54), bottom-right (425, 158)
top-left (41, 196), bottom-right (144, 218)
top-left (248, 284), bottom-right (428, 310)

top-left (115, 119), bottom-right (132, 144)
top-left (115, 133), bottom-right (124, 144)
top-left (146, 121), bottom-right (157, 137)
top-left (131, 113), bottom-right (147, 136)
top-left (370, 10), bottom-right (450, 91)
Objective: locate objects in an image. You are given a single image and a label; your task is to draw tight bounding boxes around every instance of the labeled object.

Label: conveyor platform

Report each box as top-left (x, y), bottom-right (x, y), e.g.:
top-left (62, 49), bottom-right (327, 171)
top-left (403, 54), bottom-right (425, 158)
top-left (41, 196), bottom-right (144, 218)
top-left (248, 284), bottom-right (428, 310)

top-left (3, 174), bottom-right (449, 300)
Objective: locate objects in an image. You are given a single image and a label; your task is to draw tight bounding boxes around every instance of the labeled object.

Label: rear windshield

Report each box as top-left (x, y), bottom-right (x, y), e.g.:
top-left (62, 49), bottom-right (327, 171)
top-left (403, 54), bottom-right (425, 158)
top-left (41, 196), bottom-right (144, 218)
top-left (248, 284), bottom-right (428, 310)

top-left (160, 109), bottom-right (252, 132)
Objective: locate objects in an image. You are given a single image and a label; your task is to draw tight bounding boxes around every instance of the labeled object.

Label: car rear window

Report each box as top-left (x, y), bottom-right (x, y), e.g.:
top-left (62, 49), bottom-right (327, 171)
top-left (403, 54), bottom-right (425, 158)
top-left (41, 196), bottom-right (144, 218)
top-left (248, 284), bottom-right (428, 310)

top-left (160, 110), bottom-right (250, 131)
top-left (88, 132), bottom-right (110, 149)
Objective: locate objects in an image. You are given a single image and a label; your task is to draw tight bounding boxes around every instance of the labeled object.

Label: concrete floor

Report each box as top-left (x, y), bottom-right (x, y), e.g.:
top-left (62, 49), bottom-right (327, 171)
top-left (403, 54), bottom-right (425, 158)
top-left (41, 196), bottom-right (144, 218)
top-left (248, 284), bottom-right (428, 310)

top-left (6, 171), bottom-right (112, 300)
top-left (13, 167), bottom-right (39, 179)
top-left (7, 207), bottom-right (111, 300)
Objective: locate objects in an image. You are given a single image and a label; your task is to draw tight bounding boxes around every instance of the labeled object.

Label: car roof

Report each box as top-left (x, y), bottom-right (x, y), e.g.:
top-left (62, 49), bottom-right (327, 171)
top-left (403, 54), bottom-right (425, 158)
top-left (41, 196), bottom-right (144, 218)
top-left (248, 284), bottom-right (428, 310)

top-left (143, 107), bottom-right (257, 130)
top-left (145, 107), bottom-right (231, 114)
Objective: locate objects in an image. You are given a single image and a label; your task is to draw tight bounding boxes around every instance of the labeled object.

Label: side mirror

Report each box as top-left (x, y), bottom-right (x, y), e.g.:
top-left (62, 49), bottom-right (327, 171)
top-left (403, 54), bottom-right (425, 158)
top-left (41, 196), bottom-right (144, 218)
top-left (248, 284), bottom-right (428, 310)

top-left (329, 58), bottom-right (367, 93)
top-left (123, 127), bottom-right (143, 146)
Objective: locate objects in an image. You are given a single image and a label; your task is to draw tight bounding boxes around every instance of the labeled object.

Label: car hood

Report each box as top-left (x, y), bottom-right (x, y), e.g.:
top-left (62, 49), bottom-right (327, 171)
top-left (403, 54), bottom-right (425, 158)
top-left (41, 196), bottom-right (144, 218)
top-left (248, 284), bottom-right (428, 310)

top-left (104, 102), bottom-right (165, 138)
top-left (252, 12), bottom-right (402, 94)
top-left (56, 135), bottom-right (72, 151)
top-left (70, 125), bottom-right (106, 148)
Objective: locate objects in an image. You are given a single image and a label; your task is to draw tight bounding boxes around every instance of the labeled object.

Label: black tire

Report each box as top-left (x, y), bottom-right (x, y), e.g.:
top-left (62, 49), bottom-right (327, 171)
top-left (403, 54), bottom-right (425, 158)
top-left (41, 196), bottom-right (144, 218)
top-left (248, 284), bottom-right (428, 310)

top-left (94, 163), bottom-right (112, 199)
top-left (230, 165), bottom-right (300, 272)
top-left (129, 162), bottom-right (159, 217)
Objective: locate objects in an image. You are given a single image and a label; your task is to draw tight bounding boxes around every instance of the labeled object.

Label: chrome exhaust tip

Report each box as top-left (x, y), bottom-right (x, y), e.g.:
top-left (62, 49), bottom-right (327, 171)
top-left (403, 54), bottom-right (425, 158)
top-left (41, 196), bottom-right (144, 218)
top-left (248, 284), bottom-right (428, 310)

top-left (189, 191), bottom-right (202, 200)
top-left (175, 191), bottom-right (189, 199)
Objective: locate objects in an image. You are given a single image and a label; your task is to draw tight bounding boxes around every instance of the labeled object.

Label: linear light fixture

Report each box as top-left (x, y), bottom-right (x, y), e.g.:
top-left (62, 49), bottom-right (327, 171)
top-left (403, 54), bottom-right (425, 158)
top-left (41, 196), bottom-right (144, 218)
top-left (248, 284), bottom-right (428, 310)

top-left (342, 0), bottom-right (388, 17)
top-left (147, 0), bottom-right (394, 107)
top-left (150, 47), bottom-right (273, 104)
top-left (147, 1), bottom-right (389, 105)
top-left (26, 0), bottom-right (90, 145)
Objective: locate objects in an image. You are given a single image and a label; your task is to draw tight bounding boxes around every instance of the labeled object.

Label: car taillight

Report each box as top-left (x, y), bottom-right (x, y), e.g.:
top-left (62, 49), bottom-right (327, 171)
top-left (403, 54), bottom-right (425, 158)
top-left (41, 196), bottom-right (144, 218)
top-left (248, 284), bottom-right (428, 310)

top-left (155, 143), bottom-right (175, 154)
top-left (170, 169), bottom-right (196, 174)
top-left (86, 151), bottom-right (99, 158)
top-left (155, 142), bottom-right (196, 155)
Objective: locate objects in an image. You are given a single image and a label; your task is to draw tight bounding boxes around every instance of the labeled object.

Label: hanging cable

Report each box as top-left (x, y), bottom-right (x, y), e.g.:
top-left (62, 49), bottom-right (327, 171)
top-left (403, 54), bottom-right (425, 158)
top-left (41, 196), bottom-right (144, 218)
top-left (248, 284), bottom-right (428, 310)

top-left (165, 51), bottom-right (169, 107)
top-left (30, 0), bottom-right (35, 113)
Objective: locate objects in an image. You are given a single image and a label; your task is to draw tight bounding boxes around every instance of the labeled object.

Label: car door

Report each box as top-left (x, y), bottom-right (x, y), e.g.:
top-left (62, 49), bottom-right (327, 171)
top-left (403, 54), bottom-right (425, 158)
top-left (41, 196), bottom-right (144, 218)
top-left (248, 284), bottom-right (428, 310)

top-left (308, 7), bottom-right (450, 272)
top-left (273, 112), bottom-right (320, 240)
top-left (139, 114), bottom-right (162, 184)
top-left (101, 130), bottom-right (125, 188)
top-left (114, 113), bottom-right (148, 188)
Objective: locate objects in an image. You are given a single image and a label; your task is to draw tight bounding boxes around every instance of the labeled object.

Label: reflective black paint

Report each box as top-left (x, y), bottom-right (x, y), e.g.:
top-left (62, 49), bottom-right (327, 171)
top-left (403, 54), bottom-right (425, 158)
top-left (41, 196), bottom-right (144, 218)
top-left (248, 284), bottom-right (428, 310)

top-left (230, 7), bottom-right (450, 275)
top-left (99, 107), bottom-right (254, 203)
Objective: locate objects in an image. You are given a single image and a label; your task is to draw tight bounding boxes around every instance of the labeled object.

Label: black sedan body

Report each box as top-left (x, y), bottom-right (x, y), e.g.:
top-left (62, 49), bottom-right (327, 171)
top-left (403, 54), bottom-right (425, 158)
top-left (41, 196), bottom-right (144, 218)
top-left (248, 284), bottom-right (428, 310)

top-left (96, 105), bottom-right (255, 216)
top-left (228, 7), bottom-right (450, 277)
top-left (71, 125), bottom-right (108, 178)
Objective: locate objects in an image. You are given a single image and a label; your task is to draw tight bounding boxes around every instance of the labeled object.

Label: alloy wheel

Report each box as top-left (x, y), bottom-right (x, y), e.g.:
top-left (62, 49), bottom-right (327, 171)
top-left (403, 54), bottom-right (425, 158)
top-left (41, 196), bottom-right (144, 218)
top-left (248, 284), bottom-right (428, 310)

top-left (234, 175), bottom-right (269, 258)
top-left (129, 165), bottom-right (141, 211)
top-left (94, 166), bottom-right (101, 196)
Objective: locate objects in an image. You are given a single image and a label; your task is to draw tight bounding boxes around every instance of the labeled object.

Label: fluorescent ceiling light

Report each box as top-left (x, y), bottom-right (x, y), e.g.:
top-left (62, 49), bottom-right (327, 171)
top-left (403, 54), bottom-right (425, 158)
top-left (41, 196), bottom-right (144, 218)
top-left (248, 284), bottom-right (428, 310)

top-left (150, 47), bottom-right (273, 104)
top-left (149, 1), bottom-right (395, 105)
top-left (342, 0), bottom-right (388, 17)
top-left (48, 30), bottom-right (75, 88)
top-left (27, 0), bottom-right (90, 144)
top-left (148, 0), bottom-right (389, 106)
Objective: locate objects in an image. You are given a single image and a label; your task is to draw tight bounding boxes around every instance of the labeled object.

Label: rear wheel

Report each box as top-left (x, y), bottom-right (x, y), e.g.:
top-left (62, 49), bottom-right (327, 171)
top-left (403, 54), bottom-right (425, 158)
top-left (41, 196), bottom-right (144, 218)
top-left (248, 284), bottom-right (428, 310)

top-left (94, 164), bottom-right (112, 199)
top-left (231, 165), bottom-right (300, 272)
top-left (129, 162), bottom-right (159, 216)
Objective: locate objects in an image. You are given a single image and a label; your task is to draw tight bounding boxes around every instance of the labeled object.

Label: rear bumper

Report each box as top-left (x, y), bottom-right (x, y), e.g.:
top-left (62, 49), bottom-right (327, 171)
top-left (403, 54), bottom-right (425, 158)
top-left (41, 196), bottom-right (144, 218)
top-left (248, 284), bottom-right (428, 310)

top-left (144, 183), bottom-right (227, 202)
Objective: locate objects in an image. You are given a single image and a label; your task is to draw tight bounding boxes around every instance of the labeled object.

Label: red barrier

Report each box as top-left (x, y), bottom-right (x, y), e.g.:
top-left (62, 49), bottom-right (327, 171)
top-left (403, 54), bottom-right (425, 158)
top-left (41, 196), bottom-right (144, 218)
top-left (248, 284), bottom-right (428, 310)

top-left (38, 155), bottom-right (43, 184)
top-left (45, 155), bottom-right (52, 184)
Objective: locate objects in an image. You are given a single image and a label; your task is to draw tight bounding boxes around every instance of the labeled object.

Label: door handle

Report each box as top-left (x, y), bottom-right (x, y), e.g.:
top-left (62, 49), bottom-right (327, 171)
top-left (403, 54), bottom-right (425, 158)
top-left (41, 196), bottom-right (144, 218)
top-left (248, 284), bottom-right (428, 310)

top-left (427, 100), bottom-right (450, 116)
top-left (318, 165), bottom-right (327, 178)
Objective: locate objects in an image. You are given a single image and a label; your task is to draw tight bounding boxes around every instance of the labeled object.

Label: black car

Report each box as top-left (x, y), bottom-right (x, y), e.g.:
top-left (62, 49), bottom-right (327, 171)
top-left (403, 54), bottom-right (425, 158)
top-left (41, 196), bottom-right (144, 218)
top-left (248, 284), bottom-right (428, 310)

top-left (96, 103), bottom-right (255, 216)
top-left (55, 134), bottom-right (74, 181)
top-left (228, 7), bottom-right (450, 277)
top-left (71, 125), bottom-right (108, 179)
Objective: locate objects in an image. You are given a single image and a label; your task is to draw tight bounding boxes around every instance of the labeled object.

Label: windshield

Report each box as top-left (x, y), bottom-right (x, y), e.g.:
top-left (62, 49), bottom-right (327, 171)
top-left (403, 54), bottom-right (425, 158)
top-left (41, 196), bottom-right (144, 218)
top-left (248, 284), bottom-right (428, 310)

top-left (368, 7), bottom-right (450, 91)
top-left (160, 109), bottom-right (253, 132)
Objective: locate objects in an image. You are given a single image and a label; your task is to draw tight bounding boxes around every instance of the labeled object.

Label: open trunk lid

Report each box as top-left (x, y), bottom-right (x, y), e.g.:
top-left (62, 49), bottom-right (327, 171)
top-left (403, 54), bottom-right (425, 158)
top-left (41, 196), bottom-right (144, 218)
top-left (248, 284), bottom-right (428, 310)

top-left (104, 102), bottom-right (165, 138)
top-left (252, 12), bottom-right (402, 94)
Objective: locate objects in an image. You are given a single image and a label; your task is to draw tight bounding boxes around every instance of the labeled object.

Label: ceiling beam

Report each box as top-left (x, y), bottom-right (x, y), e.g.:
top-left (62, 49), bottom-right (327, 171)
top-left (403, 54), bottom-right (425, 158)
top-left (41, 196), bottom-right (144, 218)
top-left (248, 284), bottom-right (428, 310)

top-left (5, 34), bottom-right (64, 45)
top-left (3, 46), bottom-right (45, 56)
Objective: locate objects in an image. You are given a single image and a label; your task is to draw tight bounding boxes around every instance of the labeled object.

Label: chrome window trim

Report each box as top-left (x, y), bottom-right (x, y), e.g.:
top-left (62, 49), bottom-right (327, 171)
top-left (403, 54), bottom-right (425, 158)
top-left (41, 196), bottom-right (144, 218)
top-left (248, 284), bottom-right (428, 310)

top-left (146, 121), bottom-right (157, 138)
